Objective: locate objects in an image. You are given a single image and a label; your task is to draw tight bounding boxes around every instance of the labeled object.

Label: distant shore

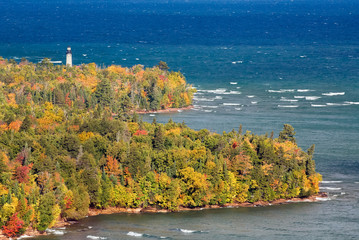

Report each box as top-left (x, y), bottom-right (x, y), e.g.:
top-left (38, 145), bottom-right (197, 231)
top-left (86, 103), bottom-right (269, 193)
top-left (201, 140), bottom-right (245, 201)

top-left (135, 105), bottom-right (193, 114)
top-left (9, 192), bottom-right (327, 239)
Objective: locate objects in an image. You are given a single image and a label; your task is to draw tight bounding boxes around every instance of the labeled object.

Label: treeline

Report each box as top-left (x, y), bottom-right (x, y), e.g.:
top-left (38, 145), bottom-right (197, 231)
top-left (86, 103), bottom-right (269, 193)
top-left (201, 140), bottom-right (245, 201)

top-left (0, 58), bottom-right (195, 117)
top-left (0, 58), bottom-right (321, 238)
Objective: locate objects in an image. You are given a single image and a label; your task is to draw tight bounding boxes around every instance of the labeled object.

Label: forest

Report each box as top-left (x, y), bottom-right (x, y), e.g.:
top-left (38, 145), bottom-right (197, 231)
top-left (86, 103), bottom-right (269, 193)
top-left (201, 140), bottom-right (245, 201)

top-left (0, 58), bottom-right (321, 238)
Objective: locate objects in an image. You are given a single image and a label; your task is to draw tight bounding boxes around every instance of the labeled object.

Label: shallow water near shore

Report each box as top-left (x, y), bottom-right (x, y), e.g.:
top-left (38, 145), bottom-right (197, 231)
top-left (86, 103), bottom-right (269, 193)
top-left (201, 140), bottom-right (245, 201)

top-left (1, 0), bottom-right (359, 239)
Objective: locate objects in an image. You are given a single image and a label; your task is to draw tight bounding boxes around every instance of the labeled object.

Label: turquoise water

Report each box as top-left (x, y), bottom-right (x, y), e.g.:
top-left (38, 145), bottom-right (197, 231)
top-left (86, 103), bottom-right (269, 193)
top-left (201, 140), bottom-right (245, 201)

top-left (1, 1), bottom-right (359, 239)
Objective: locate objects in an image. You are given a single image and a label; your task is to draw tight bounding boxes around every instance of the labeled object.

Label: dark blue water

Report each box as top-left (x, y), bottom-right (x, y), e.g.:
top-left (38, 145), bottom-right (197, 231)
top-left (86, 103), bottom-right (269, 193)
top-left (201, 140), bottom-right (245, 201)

top-left (1, 1), bottom-right (359, 239)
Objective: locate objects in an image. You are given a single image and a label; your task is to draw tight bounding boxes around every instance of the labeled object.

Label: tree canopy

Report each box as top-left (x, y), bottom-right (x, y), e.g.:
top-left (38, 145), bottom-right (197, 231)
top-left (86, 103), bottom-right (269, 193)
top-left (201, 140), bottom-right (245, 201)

top-left (0, 58), bottom-right (321, 237)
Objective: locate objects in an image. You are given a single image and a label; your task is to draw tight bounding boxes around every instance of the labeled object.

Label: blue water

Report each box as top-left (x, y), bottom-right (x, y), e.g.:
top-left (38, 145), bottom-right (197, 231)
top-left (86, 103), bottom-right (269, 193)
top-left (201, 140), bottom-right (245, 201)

top-left (1, 1), bottom-right (359, 239)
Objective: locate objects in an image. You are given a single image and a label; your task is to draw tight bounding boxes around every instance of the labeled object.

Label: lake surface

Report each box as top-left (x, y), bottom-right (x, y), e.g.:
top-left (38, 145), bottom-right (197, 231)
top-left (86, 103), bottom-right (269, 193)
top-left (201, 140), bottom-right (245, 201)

top-left (1, 0), bottom-right (358, 239)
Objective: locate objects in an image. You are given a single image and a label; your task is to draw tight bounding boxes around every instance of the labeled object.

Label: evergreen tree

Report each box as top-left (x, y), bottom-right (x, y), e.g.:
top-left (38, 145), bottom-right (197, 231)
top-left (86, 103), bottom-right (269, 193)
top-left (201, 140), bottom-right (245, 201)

top-left (95, 78), bottom-right (113, 107)
top-left (20, 115), bottom-right (31, 132)
top-left (37, 192), bottom-right (56, 232)
top-left (278, 124), bottom-right (296, 143)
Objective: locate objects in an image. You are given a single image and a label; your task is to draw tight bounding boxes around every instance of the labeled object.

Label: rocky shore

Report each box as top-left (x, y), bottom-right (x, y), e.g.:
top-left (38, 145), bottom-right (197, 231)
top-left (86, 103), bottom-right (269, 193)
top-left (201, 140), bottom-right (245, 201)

top-left (1, 192), bottom-right (328, 239)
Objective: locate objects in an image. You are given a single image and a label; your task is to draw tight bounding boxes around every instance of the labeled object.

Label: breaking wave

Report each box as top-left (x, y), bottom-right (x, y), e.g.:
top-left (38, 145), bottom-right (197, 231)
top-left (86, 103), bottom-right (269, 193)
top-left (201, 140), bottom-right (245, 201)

top-left (305, 96), bottom-right (321, 100)
top-left (322, 92), bottom-right (345, 96)
top-left (278, 105), bottom-right (299, 108)
top-left (87, 235), bottom-right (107, 239)
top-left (223, 103), bottom-right (241, 106)
top-left (127, 231), bottom-right (143, 237)
top-left (268, 89), bottom-right (295, 93)
top-left (320, 187), bottom-right (342, 191)
top-left (321, 181), bottom-right (342, 184)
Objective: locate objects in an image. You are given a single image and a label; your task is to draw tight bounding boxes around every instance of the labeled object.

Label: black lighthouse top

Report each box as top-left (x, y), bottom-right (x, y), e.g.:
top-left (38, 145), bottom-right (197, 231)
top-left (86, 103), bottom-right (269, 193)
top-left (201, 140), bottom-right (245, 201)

top-left (66, 47), bottom-right (72, 54)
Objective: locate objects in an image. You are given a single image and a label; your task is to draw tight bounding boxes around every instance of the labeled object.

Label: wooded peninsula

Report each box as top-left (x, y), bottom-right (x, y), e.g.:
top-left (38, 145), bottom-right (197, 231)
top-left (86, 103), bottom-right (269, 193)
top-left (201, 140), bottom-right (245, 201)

top-left (0, 58), bottom-right (321, 238)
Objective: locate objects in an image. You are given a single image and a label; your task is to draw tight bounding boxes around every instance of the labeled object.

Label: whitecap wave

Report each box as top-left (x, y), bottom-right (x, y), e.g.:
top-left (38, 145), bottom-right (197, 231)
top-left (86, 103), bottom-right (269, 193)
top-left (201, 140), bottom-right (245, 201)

top-left (251, 101), bottom-right (258, 104)
top-left (305, 96), bottom-right (321, 100)
top-left (235, 108), bottom-right (242, 111)
top-left (46, 229), bottom-right (65, 235)
top-left (193, 97), bottom-right (215, 102)
top-left (278, 105), bottom-right (299, 108)
top-left (319, 187), bottom-right (342, 190)
top-left (294, 96), bottom-right (305, 99)
top-left (223, 103), bottom-right (241, 106)
top-left (247, 95), bottom-right (255, 98)
top-left (198, 88), bottom-right (227, 94)
top-left (149, 114), bottom-right (156, 117)
top-left (280, 97), bottom-right (298, 102)
top-left (321, 181), bottom-right (342, 184)
top-left (268, 89), bottom-right (295, 93)
top-left (18, 235), bottom-right (33, 239)
top-left (344, 101), bottom-right (359, 105)
top-left (202, 105), bottom-right (218, 108)
top-left (322, 92), bottom-right (345, 96)
top-left (204, 110), bottom-right (213, 113)
top-left (127, 231), bottom-right (143, 237)
top-left (315, 197), bottom-right (331, 201)
top-left (311, 104), bottom-right (326, 107)
top-left (326, 103), bottom-right (350, 106)
top-left (230, 82), bottom-right (238, 85)
top-left (297, 89), bottom-right (313, 92)
top-left (179, 229), bottom-right (196, 233)
top-left (215, 96), bottom-right (223, 100)
top-left (87, 235), bottom-right (107, 239)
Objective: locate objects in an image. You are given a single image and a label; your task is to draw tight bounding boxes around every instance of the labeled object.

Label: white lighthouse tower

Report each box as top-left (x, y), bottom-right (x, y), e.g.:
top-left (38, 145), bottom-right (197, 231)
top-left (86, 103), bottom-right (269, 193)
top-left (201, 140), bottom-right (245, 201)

top-left (66, 46), bottom-right (72, 67)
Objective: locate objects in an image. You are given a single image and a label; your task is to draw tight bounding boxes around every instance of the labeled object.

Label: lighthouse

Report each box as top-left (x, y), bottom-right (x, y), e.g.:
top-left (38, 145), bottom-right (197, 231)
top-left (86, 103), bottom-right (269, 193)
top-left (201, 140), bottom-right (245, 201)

top-left (66, 46), bottom-right (72, 67)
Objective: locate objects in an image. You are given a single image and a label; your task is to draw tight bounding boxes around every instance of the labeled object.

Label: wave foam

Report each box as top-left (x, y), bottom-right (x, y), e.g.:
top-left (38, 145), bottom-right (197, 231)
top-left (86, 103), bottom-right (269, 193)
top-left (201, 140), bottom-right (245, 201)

top-left (319, 187), bottom-right (342, 191)
top-left (18, 235), bottom-right (33, 239)
top-left (305, 96), bottom-right (321, 100)
top-left (87, 235), bottom-right (107, 239)
top-left (198, 88), bottom-right (227, 94)
top-left (247, 95), bottom-right (255, 98)
top-left (268, 89), bottom-right (295, 93)
top-left (127, 231), bottom-right (143, 237)
top-left (315, 197), bottom-right (331, 201)
top-left (294, 96), bottom-right (305, 99)
top-left (311, 104), bottom-right (326, 107)
top-left (278, 105), bottom-right (299, 108)
top-left (202, 105), bottom-right (218, 109)
top-left (251, 101), bottom-right (258, 104)
top-left (326, 103), bottom-right (350, 106)
top-left (280, 97), bottom-right (298, 102)
top-left (321, 181), bottom-right (342, 184)
top-left (344, 101), bottom-right (359, 105)
top-left (235, 108), bottom-right (242, 111)
top-left (322, 92), bottom-right (345, 96)
top-left (297, 89), bottom-right (313, 92)
top-left (223, 103), bottom-right (241, 106)
top-left (230, 82), bottom-right (238, 85)
top-left (46, 229), bottom-right (65, 235)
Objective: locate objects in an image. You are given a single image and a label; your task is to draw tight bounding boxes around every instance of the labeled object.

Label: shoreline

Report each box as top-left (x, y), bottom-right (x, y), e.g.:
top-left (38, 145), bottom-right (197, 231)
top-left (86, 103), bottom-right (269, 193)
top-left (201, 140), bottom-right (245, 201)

top-left (134, 105), bottom-right (193, 114)
top-left (8, 192), bottom-right (327, 239)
